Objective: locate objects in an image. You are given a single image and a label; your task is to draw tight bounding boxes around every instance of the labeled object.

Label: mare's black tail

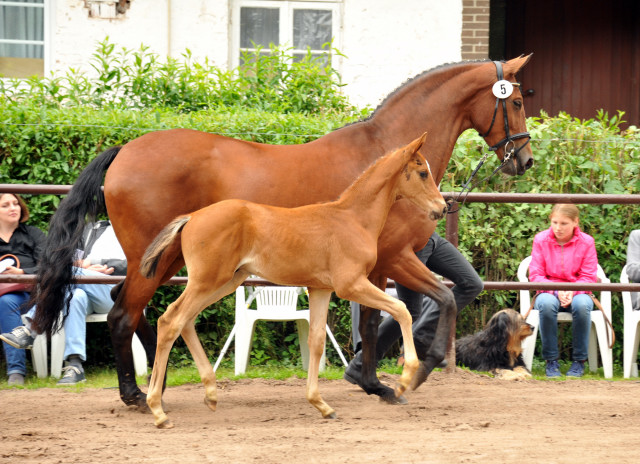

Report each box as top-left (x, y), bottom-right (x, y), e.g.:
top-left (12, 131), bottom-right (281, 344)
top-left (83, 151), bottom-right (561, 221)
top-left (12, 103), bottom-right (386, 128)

top-left (30, 146), bottom-right (122, 336)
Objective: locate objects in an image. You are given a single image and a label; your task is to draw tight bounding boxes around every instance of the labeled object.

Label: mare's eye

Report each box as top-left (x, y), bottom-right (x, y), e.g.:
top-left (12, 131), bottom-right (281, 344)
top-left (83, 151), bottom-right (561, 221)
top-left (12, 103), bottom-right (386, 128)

top-left (419, 171), bottom-right (429, 179)
top-left (513, 100), bottom-right (522, 110)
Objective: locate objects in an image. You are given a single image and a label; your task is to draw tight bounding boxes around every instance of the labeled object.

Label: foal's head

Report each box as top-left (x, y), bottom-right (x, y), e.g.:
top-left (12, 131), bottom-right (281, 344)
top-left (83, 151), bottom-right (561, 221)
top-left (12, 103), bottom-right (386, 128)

top-left (396, 133), bottom-right (447, 221)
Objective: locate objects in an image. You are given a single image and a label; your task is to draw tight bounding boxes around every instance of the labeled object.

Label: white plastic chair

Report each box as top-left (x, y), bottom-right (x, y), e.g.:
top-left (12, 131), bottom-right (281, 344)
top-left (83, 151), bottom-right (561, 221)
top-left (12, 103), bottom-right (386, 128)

top-left (621, 265), bottom-right (640, 378)
top-left (48, 312), bottom-right (148, 378)
top-left (518, 256), bottom-right (613, 378)
top-left (214, 285), bottom-right (347, 375)
top-left (22, 314), bottom-right (48, 378)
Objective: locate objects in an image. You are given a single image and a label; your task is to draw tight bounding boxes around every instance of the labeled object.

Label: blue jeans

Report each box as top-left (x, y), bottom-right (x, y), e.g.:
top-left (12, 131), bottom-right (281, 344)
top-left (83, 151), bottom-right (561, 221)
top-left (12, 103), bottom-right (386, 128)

top-left (536, 292), bottom-right (594, 361)
top-left (0, 291), bottom-right (30, 376)
top-left (26, 267), bottom-right (115, 362)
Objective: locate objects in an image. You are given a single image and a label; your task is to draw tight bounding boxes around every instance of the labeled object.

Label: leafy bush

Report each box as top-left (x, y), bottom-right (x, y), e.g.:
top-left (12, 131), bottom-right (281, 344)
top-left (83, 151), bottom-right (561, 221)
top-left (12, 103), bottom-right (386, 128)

top-left (0, 38), bottom-right (360, 116)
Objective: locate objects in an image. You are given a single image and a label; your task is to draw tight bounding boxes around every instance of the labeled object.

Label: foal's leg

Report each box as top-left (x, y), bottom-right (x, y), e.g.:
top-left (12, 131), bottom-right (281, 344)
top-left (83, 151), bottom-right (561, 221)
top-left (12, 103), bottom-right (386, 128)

top-left (148, 280), bottom-right (234, 428)
top-left (181, 320), bottom-right (218, 411)
top-left (340, 278), bottom-right (419, 398)
top-left (179, 273), bottom-right (248, 413)
top-left (305, 289), bottom-right (335, 418)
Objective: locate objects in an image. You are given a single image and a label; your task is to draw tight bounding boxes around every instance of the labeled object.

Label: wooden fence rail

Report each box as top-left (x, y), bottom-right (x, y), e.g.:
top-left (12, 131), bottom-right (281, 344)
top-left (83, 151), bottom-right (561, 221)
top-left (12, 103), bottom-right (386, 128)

top-left (2, 184), bottom-right (640, 292)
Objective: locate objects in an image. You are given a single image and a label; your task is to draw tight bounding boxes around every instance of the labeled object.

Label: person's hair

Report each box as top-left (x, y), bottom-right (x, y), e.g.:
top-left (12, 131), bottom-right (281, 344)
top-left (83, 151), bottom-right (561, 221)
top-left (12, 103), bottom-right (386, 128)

top-left (0, 193), bottom-right (30, 223)
top-left (550, 203), bottom-right (579, 221)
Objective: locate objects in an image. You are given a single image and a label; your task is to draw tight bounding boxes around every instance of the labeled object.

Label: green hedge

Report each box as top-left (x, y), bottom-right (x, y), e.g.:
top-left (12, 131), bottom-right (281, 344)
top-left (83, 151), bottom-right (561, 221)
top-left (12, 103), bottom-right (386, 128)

top-left (1, 39), bottom-right (638, 368)
top-left (2, 105), bottom-right (638, 367)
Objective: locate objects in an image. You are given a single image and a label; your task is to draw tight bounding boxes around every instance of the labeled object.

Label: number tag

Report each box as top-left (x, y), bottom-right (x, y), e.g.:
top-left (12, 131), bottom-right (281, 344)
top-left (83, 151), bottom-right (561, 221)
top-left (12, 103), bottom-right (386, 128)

top-left (492, 80), bottom-right (514, 99)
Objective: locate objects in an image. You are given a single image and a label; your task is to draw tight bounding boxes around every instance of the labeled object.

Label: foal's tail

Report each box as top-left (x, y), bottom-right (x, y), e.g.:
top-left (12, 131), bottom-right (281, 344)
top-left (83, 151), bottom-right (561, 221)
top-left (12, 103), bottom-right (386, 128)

top-left (30, 146), bottom-right (121, 336)
top-left (140, 215), bottom-right (191, 279)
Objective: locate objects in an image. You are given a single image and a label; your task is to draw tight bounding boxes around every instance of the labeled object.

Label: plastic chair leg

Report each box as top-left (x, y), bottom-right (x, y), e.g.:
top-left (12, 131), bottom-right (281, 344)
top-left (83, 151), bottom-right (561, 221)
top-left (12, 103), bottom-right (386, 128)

top-left (234, 319), bottom-right (256, 375)
top-left (132, 333), bottom-right (147, 377)
top-left (50, 327), bottom-right (65, 378)
top-left (30, 333), bottom-right (48, 378)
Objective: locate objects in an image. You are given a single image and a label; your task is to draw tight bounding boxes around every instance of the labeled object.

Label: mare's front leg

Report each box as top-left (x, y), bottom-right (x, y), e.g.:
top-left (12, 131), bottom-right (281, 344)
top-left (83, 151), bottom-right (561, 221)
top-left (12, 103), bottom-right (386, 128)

top-left (357, 274), bottom-right (399, 403)
top-left (377, 253), bottom-right (456, 390)
top-left (306, 289), bottom-right (336, 418)
top-left (340, 278), bottom-right (419, 399)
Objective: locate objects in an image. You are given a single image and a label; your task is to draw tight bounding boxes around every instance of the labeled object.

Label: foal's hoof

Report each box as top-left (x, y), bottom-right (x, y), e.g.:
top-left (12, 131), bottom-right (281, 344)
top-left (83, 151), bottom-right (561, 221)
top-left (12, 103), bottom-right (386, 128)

top-left (156, 419), bottom-right (174, 430)
top-left (204, 397), bottom-right (217, 412)
top-left (323, 412), bottom-right (337, 419)
top-left (380, 394), bottom-right (408, 405)
top-left (409, 362), bottom-right (430, 391)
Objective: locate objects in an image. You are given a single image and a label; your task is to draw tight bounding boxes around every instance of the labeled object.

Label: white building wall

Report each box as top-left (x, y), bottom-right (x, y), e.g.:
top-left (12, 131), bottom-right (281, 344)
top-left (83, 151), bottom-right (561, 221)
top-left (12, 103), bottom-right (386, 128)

top-left (50, 0), bottom-right (462, 109)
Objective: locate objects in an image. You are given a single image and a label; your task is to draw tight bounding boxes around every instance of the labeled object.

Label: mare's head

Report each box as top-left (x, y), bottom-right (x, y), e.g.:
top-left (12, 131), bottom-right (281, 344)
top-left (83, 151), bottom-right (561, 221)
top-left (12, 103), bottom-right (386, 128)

top-left (472, 55), bottom-right (534, 176)
top-left (396, 133), bottom-right (447, 220)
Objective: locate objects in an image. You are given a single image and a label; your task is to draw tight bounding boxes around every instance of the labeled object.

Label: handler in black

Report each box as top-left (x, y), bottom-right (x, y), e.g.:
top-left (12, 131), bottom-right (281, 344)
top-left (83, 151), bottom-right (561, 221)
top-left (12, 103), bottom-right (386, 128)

top-left (345, 232), bottom-right (483, 385)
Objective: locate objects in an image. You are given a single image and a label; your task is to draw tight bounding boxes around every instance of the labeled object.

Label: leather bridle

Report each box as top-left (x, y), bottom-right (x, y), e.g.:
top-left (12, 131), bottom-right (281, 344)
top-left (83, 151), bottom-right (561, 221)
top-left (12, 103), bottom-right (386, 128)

top-left (448, 61), bottom-right (531, 213)
top-left (478, 60), bottom-right (531, 159)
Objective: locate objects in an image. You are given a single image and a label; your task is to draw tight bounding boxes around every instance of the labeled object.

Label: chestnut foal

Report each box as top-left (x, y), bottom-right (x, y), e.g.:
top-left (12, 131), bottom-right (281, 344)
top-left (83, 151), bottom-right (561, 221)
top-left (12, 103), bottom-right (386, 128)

top-left (139, 133), bottom-right (446, 428)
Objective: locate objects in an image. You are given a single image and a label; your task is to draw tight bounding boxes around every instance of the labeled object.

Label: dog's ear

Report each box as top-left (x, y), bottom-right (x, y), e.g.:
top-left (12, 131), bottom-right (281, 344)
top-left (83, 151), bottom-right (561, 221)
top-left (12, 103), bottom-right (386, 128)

top-left (484, 311), bottom-right (511, 347)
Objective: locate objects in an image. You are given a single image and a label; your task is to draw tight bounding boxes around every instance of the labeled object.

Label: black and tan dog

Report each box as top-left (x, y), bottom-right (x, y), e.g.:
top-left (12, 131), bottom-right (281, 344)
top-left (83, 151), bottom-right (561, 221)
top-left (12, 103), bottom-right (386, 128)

top-left (456, 308), bottom-right (534, 380)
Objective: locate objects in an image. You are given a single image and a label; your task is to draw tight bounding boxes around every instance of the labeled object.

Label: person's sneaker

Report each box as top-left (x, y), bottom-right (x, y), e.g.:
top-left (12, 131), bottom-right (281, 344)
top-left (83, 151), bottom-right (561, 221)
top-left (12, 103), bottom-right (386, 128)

top-left (0, 326), bottom-right (34, 349)
top-left (566, 360), bottom-right (585, 378)
top-left (7, 373), bottom-right (25, 386)
top-left (57, 366), bottom-right (86, 386)
top-left (545, 359), bottom-right (562, 378)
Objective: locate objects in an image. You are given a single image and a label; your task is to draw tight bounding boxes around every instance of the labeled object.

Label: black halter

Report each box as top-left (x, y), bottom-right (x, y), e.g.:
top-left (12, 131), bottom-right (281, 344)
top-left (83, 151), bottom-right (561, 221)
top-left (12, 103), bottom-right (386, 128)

top-left (448, 61), bottom-right (531, 213)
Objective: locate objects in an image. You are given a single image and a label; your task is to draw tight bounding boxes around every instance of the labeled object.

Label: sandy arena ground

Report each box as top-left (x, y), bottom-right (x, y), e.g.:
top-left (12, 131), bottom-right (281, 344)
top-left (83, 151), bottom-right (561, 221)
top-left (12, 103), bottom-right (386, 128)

top-left (2, 370), bottom-right (639, 464)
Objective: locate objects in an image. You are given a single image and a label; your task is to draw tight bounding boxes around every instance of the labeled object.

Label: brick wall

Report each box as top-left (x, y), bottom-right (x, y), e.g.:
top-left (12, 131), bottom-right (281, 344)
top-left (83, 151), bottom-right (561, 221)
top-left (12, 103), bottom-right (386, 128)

top-left (461, 0), bottom-right (490, 60)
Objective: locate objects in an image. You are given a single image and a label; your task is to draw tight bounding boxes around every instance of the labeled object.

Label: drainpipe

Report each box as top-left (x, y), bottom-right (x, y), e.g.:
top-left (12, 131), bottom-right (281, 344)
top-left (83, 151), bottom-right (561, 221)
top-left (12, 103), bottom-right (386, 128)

top-left (167, 0), bottom-right (172, 58)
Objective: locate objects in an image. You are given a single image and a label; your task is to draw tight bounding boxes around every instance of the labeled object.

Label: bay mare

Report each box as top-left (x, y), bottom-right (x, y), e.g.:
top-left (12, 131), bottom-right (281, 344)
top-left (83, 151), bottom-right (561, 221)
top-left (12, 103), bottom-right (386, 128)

top-left (30, 56), bottom-right (533, 409)
top-left (139, 134), bottom-right (446, 427)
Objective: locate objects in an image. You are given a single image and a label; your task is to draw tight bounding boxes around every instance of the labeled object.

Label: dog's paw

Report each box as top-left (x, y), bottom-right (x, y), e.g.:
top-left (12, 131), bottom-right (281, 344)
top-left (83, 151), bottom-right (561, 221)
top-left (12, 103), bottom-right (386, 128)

top-left (494, 368), bottom-right (531, 381)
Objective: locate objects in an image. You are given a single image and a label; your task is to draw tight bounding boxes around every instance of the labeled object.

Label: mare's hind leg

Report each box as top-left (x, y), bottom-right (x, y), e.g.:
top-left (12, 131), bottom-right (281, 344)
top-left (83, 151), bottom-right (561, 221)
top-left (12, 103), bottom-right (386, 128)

top-left (305, 289), bottom-right (335, 418)
top-left (108, 274), bottom-right (160, 410)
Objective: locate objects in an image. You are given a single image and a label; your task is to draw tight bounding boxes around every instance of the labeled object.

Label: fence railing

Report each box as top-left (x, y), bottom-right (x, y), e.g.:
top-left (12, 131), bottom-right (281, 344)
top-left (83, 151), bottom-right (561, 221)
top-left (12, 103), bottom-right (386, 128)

top-left (2, 184), bottom-right (640, 292)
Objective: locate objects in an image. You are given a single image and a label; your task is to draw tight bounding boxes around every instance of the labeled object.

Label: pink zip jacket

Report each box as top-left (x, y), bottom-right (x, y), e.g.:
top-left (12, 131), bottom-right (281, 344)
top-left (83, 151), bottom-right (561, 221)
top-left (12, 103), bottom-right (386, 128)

top-left (529, 226), bottom-right (598, 295)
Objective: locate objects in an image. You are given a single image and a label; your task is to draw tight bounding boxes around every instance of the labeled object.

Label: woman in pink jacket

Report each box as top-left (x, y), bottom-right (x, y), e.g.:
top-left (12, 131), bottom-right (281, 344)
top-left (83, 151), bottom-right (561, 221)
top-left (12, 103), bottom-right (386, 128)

top-left (529, 204), bottom-right (598, 378)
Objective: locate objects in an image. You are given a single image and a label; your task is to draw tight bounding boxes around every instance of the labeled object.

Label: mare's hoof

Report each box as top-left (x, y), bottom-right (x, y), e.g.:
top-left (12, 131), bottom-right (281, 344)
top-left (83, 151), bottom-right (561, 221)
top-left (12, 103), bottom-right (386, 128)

top-left (324, 412), bottom-right (337, 419)
top-left (380, 394), bottom-right (408, 405)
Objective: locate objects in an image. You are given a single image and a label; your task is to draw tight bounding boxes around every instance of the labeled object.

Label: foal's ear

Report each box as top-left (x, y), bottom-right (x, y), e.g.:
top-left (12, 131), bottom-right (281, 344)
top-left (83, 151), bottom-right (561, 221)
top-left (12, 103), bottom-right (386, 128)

top-left (408, 131), bottom-right (428, 153)
top-left (503, 54), bottom-right (533, 77)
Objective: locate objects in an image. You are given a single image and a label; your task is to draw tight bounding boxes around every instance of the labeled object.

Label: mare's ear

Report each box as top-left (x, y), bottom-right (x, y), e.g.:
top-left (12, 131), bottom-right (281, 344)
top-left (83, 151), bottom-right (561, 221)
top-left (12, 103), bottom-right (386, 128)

top-left (503, 54), bottom-right (533, 77)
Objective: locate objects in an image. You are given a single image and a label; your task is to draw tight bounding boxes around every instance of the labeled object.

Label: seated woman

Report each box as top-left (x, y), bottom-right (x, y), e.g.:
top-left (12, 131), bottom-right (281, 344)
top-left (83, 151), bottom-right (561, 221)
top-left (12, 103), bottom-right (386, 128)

top-left (1, 220), bottom-right (126, 385)
top-left (529, 204), bottom-right (598, 378)
top-left (626, 229), bottom-right (640, 310)
top-left (0, 193), bottom-right (45, 386)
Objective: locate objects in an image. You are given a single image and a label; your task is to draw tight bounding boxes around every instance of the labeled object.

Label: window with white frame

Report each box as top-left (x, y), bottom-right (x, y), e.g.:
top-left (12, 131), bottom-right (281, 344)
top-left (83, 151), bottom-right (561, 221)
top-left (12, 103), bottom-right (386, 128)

top-left (0, 0), bottom-right (46, 78)
top-left (232, 0), bottom-right (341, 68)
